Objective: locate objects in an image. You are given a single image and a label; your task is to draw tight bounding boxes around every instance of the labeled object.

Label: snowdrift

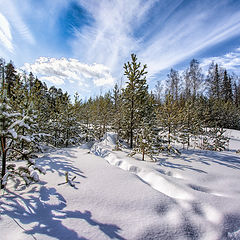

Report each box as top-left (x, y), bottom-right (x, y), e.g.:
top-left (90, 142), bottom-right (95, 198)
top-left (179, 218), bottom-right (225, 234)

top-left (0, 131), bottom-right (240, 239)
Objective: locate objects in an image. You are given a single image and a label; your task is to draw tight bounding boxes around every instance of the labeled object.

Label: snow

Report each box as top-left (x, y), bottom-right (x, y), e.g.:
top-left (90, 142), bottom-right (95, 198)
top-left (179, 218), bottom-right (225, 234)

top-left (30, 171), bottom-right (40, 182)
top-left (7, 128), bottom-right (17, 139)
top-left (0, 131), bottom-right (240, 239)
top-left (10, 118), bottom-right (31, 130)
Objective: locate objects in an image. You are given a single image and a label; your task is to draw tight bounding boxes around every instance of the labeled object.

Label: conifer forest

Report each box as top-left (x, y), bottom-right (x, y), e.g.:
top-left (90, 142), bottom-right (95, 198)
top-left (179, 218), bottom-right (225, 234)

top-left (1, 54), bottom-right (240, 189)
top-left (2, 1), bottom-right (240, 238)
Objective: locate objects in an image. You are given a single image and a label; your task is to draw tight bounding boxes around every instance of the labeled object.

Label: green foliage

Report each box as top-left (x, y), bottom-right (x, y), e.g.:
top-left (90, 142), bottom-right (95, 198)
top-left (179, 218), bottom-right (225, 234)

top-left (157, 94), bottom-right (180, 145)
top-left (122, 53), bottom-right (148, 148)
top-left (0, 54), bottom-right (240, 171)
top-left (200, 127), bottom-right (229, 151)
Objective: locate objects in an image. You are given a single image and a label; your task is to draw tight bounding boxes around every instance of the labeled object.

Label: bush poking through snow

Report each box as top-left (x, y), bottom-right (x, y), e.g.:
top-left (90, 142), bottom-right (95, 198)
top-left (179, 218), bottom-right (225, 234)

top-left (200, 127), bottom-right (229, 151)
top-left (57, 171), bottom-right (76, 187)
top-left (1, 158), bottom-right (46, 189)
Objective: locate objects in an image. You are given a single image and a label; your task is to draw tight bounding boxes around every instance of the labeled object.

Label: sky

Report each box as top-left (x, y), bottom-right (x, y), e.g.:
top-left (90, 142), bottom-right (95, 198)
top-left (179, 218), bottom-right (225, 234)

top-left (1, 0), bottom-right (240, 99)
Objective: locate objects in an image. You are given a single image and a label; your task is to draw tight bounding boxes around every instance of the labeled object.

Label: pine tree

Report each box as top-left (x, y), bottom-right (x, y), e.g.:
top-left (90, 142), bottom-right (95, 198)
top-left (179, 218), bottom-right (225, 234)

top-left (5, 61), bottom-right (17, 98)
top-left (178, 98), bottom-right (203, 149)
top-left (111, 83), bottom-right (124, 148)
top-left (122, 53), bottom-right (148, 148)
top-left (0, 65), bottom-right (44, 189)
top-left (81, 98), bottom-right (95, 142)
top-left (130, 93), bottom-right (161, 160)
top-left (202, 127), bottom-right (229, 151)
top-left (157, 94), bottom-right (181, 154)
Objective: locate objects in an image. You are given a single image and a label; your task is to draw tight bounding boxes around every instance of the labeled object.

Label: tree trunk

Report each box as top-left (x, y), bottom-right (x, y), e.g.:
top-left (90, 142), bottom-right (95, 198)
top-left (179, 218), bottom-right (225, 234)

top-left (1, 136), bottom-right (6, 189)
top-left (168, 126), bottom-right (171, 145)
top-left (54, 129), bottom-right (57, 147)
top-left (130, 98), bottom-right (134, 148)
top-left (142, 147), bottom-right (145, 161)
top-left (66, 129), bottom-right (69, 147)
top-left (21, 128), bottom-right (25, 151)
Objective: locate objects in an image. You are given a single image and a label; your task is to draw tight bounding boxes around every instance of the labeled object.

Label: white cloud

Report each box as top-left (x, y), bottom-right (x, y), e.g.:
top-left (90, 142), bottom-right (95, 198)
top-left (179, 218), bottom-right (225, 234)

top-left (139, 2), bottom-right (240, 77)
top-left (20, 57), bottom-right (115, 87)
top-left (200, 48), bottom-right (240, 74)
top-left (0, 0), bottom-right (35, 48)
top-left (40, 76), bottom-right (65, 86)
top-left (0, 13), bottom-right (14, 52)
top-left (73, 0), bottom-right (240, 80)
top-left (73, 0), bottom-right (156, 74)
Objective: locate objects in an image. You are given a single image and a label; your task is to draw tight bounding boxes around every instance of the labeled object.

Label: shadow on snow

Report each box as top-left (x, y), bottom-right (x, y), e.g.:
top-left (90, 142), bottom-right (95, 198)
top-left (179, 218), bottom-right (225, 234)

top-left (0, 184), bottom-right (125, 240)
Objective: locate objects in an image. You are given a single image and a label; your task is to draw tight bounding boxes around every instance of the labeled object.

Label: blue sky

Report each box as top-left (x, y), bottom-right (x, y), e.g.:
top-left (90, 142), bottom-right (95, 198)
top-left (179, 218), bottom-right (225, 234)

top-left (1, 0), bottom-right (240, 99)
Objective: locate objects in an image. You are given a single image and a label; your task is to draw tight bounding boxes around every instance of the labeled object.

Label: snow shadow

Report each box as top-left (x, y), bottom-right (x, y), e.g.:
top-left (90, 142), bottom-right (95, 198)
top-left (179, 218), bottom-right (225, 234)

top-left (56, 210), bottom-right (125, 240)
top-left (188, 184), bottom-right (210, 193)
top-left (157, 159), bottom-right (207, 174)
top-left (156, 149), bottom-right (240, 174)
top-left (38, 149), bottom-right (86, 179)
top-left (186, 150), bottom-right (240, 170)
top-left (221, 213), bottom-right (240, 239)
top-left (0, 185), bottom-right (125, 240)
top-left (135, 219), bottom-right (200, 240)
top-left (0, 186), bottom-right (84, 239)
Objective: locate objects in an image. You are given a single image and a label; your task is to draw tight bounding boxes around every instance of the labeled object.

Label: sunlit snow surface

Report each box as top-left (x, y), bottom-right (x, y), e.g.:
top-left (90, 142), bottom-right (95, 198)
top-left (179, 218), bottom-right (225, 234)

top-left (0, 130), bottom-right (240, 240)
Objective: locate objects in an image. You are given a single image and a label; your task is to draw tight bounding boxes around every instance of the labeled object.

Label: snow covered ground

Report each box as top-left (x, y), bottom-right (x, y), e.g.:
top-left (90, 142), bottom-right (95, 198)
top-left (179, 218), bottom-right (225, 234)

top-left (1, 130), bottom-right (240, 240)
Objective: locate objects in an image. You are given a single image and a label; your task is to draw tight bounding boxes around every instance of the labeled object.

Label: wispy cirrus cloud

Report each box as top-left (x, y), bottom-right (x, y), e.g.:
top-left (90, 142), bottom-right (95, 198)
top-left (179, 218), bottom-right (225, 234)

top-left (0, 0), bottom-right (35, 54)
top-left (139, 1), bottom-right (240, 76)
top-left (20, 57), bottom-right (114, 88)
top-left (200, 47), bottom-right (240, 74)
top-left (1, 0), bottom-right (240, 99)
top-left (73, 0), bottom-right (240, 79)
top-left (73, 0), bottom-right (156, 74)
top-left (0, 13), bottom-right (13, 53)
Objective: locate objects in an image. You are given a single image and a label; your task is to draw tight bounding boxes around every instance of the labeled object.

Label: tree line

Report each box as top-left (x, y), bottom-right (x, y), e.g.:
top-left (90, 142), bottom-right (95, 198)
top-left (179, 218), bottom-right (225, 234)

top-left (1, 55), bottom-right (240, 188)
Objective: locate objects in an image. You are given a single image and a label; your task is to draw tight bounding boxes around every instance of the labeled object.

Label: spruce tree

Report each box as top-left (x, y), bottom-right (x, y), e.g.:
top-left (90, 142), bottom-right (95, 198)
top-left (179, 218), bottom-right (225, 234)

top-left (222, 70), bottom-right (233, 103)
top-left (207, 63), bottom-right (221, 100)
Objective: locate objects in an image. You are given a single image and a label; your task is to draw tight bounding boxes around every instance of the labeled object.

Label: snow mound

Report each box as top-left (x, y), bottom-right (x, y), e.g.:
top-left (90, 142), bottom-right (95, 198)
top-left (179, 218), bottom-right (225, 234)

top-left (101, 132), bottom-right (118, 146)
top-left (228, 228), bottom-right (240, 240)
top-left (91, 132), bottom-right (194, 201)
top-left (105, 153), bottom-right (194, 201)
top-left (80, 141), bottom-right (95, 149)
top-left (1, 140), bottom-right (240, 240)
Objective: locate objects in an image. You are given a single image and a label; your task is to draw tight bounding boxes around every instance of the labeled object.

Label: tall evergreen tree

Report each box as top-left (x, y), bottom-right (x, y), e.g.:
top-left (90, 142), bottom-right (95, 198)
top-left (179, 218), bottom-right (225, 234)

top-left (5, 61), bottom-right (17, 98)
top-left (207, 63), bottom-right (221, 100)
top-left (0, 65), bottom-right (44, 189)
top-left (133, 93), bottom-right (161, 160)
top-left (222, 70), bottom-right (233, 102)
top-left (111, 83), bottom-right (124, 142)
top-left (157, 94), bottom-right (180, 148)
top-left (122, 54), bottom-right (148, 148)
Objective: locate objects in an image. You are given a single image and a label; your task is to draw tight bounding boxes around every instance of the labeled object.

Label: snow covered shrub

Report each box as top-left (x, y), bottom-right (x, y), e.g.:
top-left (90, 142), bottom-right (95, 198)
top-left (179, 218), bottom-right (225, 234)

top-left (0, 86), bottom-right (45, 189)
top-left (3, 158), bottom-right (46, 187)
top-left (200, 127), bottom-right (229, 151)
